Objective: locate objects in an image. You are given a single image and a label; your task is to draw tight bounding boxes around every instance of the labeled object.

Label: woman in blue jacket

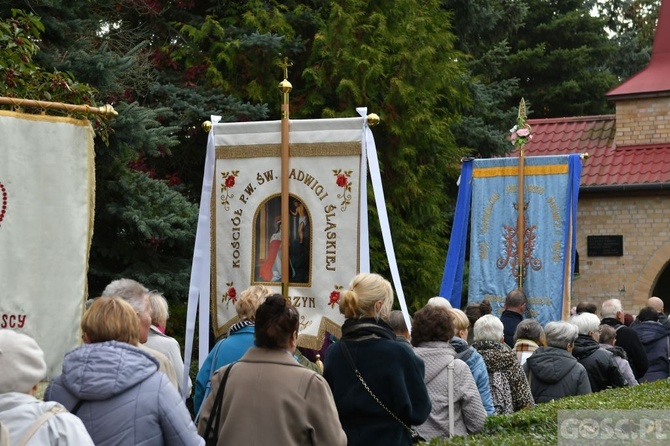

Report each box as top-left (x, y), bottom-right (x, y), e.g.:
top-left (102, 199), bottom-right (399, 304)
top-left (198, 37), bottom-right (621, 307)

top-left (324, 273), bottom-right (431, 446)
top-left (45, 297), bottom-right (203, 446)
top-left (194, 285), bottom-right (271, 413)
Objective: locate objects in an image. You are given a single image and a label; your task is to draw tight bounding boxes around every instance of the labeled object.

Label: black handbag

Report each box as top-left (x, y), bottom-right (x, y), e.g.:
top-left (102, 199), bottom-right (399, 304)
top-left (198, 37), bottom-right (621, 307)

top-left (202, 362), bottom-right (236, 446)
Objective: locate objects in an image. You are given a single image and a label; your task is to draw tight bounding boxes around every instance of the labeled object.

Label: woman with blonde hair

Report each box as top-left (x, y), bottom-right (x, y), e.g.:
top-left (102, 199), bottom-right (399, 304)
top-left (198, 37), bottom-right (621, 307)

top-left (324, 273), bottom-right (430, 446)
top-left (194, 285), bottom-right (271, 413)
top-left (448, 308), bottom-right (495, 415)
top-left (45, 297), bottom-right (203, 445)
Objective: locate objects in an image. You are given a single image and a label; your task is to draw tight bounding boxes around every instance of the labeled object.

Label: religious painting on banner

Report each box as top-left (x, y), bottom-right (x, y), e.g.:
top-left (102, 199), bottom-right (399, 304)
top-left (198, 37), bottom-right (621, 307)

top-left (212, 118), bottom-right (364, 349)
top-left (467, 155), bottom-right (581, 324)
top-left (0, 111), bottom-right (94, 378)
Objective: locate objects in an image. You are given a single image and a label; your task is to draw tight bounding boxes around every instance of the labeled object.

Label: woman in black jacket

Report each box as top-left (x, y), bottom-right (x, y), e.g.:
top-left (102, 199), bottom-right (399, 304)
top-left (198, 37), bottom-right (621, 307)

top-left (523, 321), bottom-right (591, 403)
top-left (569, 312), bottom-right (627, 392)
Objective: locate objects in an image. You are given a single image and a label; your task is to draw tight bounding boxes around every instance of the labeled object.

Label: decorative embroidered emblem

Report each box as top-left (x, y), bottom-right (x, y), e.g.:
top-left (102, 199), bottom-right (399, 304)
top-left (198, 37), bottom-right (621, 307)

top-left (220, 171), bottom-right (239, 211)
top-left (222, 282), bottom-right (237, 307)
top-left (497, 201), bottom-right (542, 278)
top-left (333, 169), bottom-right (353, 212)
top-left (328, 285), bottom-right (343, 309)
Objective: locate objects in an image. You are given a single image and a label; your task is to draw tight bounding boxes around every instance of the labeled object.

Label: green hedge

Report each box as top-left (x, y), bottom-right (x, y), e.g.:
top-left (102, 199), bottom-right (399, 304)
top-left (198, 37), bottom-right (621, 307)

top-left (427, 380), bottom-right (670, 445)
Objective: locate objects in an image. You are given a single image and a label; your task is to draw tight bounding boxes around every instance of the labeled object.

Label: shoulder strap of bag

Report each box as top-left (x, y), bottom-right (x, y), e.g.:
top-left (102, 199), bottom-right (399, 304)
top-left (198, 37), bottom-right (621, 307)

top-left (203, 361), bottom-right (236, 443)
top-left (0, 421), bottom-right (9, 446)
top-left (340, 342), bottom-right (421, 441)
top-left (70, 400), bottom-right (85, 415)
top-left (16, 404), bottom-right (67, 446)
top-left (195, 341), bottom-right (226, 423)
top-left (447, 361), bottom-right (454, 438)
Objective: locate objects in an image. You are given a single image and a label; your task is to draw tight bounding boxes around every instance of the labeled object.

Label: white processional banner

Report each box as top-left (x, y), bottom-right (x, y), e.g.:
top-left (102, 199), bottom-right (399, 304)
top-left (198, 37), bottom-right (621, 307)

top-left (0, 111), bottom-right (94, 378)
top-left (212, 118), bottom-right (363, 349)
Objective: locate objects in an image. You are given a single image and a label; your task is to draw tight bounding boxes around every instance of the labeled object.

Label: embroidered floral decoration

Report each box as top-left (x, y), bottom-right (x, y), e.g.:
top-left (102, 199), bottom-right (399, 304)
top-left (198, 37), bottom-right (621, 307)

top-left (329, 285), bottom-right (344, 308)
top-left (333, 169), bottom-right (353, 212)
top-left (220, 170), bottom-right (239, 211)
top-left (222, 282), bottom-right (236, 306)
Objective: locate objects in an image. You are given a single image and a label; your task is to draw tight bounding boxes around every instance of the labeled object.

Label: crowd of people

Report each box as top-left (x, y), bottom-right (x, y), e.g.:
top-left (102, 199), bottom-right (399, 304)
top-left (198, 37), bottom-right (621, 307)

top-left (1, 273), bottom-right (669, 445)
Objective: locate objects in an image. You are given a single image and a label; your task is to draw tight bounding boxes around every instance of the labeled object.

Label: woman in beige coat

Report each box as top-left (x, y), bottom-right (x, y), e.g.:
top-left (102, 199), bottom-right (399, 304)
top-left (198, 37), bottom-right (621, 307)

top-left (197, 294), bottom-right (346, 446)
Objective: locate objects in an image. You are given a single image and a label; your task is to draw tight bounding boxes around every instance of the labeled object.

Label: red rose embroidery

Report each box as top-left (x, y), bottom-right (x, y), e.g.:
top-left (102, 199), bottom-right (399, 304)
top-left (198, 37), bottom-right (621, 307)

top-left (228, 287), bottom-right (237, 302)
top-left (329, 291), bottom-right (340, 307)
top-left (225, 175), bottom-right (235, 188)
top-left (336, 174), bottom-right (348, 187)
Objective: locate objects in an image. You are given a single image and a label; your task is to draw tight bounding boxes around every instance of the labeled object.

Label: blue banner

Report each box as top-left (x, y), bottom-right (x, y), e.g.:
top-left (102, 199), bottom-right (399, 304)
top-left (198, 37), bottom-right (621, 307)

top-left (439, 160), bottom-right (473, 308)
top-left (460, 154), bottom-right (580, 324)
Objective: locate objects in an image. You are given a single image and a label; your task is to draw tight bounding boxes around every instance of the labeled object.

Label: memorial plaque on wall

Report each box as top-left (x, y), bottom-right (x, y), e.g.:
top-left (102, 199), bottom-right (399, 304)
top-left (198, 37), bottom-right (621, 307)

top-left (587, 235), bottom-right (623, 257)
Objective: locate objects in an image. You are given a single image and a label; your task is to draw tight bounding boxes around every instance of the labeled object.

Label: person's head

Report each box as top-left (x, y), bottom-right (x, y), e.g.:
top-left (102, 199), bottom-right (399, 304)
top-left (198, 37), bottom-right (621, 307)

top-left (473, 314), bottom-right (504, 343)
top-left (0, 330), bottom-right (47, 394)
top-left (544, 321), bottom-right (579, 351)
top-left (504, 289), bottom-right (527, 314)
top-left (599, 324), bottom-right (617, 346)
top-left (425, 296), bottom-right (452, 309)
top-left (623, 313), bottom-right (634, 326)
top-left (513, 319), bottom-right (544, 345)
top-left (638, 306), bottom-right (660, 322)
top-left (148, 291), bottom-right (169, 330)
top-left (102, 278), bottom-right (151, 343)
top-left (339, 273), bottom-right (393, 320)
top-left (235, 285), bottom-right (272, 321)
top-left (255, 294), bottom-right (300, 353)
top-left (410, 305), bottom-right (453, 347)
top-left (575, 301), bottom-right (597, 315)
top-left (569, 312), bottom-right (601, 340)
top-left (82, 296), bottom-right (140, 345)
top-left (601, 298), bottom-right (624, 323)
top-left (387, 310), bottom-right (410, 340)
top-left (647, 297), bottom-right (664, 314)
top-left (464, 300), bottom-right (491, 329)
top-left (449, 308), bottom-right (471, 340)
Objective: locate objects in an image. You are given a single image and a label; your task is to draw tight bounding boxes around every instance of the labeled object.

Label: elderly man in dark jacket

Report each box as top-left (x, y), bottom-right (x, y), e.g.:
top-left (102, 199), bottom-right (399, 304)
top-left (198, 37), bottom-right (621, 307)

top-left (600, 298), bottom-right (648, 380)
top-left (570, 312), bottom-right (626, 392)
top-left (631, 307), bottom-right (670, 383)
top-left (524, 321), bottom-right (591, 403)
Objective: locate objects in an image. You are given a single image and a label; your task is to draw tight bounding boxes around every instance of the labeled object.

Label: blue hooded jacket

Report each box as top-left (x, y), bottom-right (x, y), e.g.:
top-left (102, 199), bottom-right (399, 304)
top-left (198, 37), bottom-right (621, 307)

top-left (450, 337), bottom-right (495, 415)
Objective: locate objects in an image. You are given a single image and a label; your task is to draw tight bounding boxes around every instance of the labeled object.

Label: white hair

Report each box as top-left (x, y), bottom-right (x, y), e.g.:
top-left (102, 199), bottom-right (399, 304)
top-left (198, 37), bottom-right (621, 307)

top-left (544, 321), bottom-right (578, 349)
top-left (425, 296), bottom-right (452, 309)
top-left (101, 278), bottom-right (148, 313)
top-left (601, 299), bottom-right (623, 319)
top-left (569, 312), bottom-right (601, 335)
top-left (473, 314), bottom-right (504, 342)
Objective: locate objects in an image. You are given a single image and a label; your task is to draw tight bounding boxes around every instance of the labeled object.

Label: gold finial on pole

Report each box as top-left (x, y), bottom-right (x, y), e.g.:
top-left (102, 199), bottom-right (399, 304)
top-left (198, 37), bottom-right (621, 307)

top-left (367, 113), bottom-right (380, 126)
top-left (202, 120), bottom-right (212, 133)
top-left (278, 57), bottom-right (292, 291)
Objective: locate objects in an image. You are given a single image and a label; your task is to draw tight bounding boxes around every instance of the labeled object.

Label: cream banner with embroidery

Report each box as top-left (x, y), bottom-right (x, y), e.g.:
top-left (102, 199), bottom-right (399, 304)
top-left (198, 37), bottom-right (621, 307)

top-left (0, 111), bottom-right (94, 378)
top-left (212, 118), bottom-right (363, 349)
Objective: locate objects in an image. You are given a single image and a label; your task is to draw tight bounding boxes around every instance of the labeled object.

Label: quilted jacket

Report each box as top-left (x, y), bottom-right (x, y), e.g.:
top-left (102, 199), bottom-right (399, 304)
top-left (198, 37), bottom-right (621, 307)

top-left (45, 341), bottom-right (203, 446)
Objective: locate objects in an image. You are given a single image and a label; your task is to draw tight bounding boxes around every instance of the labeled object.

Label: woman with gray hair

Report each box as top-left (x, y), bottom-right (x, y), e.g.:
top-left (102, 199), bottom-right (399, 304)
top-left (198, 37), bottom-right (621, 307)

top-left (523, 321), bottom-right (591, 403)
top-left (570, 312), bottom-right (626, 392)
top-left (471, 315), bottom-right (533, 414)
top-left (512, 319), bottom-right (544, 366)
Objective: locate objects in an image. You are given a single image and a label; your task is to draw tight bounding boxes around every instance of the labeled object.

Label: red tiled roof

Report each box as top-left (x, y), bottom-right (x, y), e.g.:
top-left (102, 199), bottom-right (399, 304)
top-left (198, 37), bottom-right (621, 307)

top-left (511, 115), bottom-right (670, 188)
top-left (607, 0), bottom-right (670, 98)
